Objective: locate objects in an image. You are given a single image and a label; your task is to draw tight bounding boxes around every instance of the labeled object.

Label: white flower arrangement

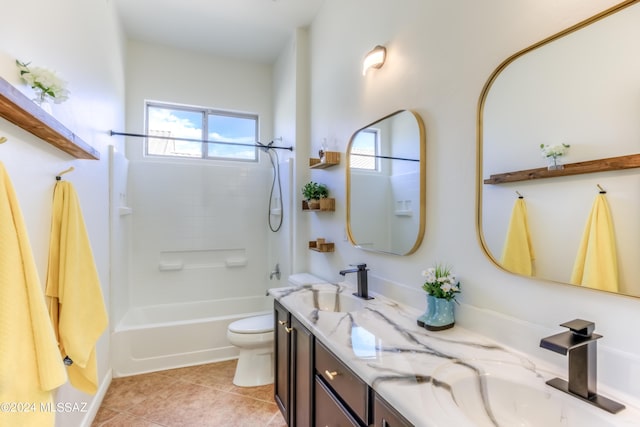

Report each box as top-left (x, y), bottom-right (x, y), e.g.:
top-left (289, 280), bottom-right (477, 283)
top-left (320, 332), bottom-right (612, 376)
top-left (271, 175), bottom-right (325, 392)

top-left (540, 143), bottom-right (570, 159)
top-left (421, 264), bottom-right (460, 301)
top-left (16, 60), bottom-right (69, 104)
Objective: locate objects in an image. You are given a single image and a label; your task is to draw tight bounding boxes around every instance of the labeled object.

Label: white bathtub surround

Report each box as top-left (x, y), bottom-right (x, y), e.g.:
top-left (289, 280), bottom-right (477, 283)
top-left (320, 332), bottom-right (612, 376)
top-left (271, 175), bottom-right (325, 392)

top-left (127, 160), bottom-right (273, 307)
top-left (111, 296), bottom-right (272, 377)
top-left (269, 284), bottom-right (640, 427)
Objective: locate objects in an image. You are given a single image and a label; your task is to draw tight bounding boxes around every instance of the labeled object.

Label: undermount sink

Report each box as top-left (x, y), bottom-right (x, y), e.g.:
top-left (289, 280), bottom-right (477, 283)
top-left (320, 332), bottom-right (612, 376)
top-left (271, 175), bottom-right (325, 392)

top-left (301, 289), bottom-right (366, 313)
top-left (430, 359), bottom-right (621, 427)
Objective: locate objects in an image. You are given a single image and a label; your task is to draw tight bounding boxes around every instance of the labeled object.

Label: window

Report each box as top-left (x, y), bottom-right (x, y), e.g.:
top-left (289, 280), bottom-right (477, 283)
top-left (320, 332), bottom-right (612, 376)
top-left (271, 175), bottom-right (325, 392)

top-left (349, 128), bottom-right (379, 171)
top-left (145, 102), bottom-right (258, 161)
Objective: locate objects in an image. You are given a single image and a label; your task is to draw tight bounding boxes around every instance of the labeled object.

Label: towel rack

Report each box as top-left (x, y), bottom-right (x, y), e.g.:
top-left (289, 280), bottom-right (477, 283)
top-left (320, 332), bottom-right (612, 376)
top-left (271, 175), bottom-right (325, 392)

top-left (597, 184), bottom-right (606, 194)
top-left (516, 190), bottom-right (524, 199)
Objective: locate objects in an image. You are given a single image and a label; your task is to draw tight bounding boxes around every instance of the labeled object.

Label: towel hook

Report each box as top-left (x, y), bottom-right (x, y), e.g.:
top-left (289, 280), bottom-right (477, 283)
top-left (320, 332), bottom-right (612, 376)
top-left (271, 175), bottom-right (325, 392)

top-left (597, 184), bottom-right (606, 194)
top-left (56, 166), bottom-right (75, 181)
top-left (516, 190), bottom-right (524, 199)
top-left (0, 136), bottom-right (7, 144)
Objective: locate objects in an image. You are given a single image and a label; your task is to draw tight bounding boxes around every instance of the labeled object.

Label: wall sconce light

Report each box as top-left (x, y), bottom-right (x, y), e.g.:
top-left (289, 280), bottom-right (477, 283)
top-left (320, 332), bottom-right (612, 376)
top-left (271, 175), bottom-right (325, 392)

top-left (362, 45), bottom-right (387, 75)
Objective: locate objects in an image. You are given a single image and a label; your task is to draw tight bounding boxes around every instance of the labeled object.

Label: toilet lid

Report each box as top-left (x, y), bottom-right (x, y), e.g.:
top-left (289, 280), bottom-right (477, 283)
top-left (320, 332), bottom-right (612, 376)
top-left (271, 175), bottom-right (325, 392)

top-left (228, 313), bottom-right (274, 334)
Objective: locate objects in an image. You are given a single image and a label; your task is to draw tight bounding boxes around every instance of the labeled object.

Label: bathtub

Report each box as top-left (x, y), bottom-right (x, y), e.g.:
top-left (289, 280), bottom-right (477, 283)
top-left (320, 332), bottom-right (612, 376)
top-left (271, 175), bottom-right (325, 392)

top-left (111, 296), bottom-right (272, 377)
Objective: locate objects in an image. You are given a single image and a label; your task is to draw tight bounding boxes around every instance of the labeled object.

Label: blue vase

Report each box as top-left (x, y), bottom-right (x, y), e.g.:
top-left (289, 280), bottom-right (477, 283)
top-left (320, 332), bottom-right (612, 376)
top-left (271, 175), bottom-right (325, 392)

top-left (423, 297), bottom-right (455, 331)
top-left (417, 294), bottom-right (436, 328)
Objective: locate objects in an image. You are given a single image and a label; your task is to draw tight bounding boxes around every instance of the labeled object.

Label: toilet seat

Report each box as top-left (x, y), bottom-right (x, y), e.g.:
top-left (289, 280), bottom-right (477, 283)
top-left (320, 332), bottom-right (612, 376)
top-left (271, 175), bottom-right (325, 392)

top-left (228, 313), bottom-right (273, 334)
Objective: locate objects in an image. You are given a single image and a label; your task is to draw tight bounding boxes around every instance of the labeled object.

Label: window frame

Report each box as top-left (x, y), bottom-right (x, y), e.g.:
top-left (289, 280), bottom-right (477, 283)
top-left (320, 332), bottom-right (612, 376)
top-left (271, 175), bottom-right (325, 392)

top-left (349, 127), bottom-right (381, 172)
top-left (144, 101), bottom-right (259, 162)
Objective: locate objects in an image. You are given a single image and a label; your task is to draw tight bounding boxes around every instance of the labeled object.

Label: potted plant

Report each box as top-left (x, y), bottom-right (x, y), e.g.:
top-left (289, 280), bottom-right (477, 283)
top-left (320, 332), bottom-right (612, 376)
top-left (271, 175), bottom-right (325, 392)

top-left (16, 60), bottom-right (70, 107)
top-left (302, 181), bottom-right (329, 209)
top-left (540, 143), bottom-right (570, 170)
top-left (417, 263), bottom-right (460, 331)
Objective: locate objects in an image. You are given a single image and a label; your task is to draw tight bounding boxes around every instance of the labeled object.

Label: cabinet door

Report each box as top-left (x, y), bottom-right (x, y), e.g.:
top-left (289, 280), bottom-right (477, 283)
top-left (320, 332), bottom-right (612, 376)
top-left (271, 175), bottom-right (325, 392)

top-left (373, 393), bottom-right (413, 427)
top-left (274, 301), bottom-right (291, 423)
top-left (315, 376), bottom-right (360, 427)
top-left (291, 316), bottom-right (314, 427)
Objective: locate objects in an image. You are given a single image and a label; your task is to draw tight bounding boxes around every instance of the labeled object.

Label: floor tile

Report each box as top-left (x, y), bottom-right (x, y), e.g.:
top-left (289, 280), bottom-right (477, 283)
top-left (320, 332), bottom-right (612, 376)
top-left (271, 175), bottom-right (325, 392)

top-left (92, 360), bottom-right (282, 427)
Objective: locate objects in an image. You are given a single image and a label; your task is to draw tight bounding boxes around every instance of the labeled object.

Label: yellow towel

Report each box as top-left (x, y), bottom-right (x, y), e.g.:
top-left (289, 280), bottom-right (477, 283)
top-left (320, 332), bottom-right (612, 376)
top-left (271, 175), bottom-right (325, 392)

top-left (0, 162), bottom-right (67, 427)
top-left (500, 198), bottom-right (535, 276)
top-left (570, 194), bottom-right (619, 292)
top-left (46, 180), bottom-right (108, 395)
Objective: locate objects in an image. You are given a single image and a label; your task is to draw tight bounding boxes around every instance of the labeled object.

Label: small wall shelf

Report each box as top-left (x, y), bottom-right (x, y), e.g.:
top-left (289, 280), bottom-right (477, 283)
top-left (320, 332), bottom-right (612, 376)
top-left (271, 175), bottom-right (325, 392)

top-left (309, 151), bottom-right (340, 169)
top-left (302, 198), bottom-right (335, 212)
top-left (0, 76), bottom-right (99, 159)
top-left (309, 240), bottom-right (335, 252)
top-left (484, 153), bottom-right (640, 184)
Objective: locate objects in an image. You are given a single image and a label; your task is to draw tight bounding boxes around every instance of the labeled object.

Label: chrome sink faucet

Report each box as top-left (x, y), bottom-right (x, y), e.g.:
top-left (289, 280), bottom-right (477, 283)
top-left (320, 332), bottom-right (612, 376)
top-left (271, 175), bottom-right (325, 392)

top-left (339, 263), bottom-right (373, 300)
top-left (540, 319), bottom-right (625, 414)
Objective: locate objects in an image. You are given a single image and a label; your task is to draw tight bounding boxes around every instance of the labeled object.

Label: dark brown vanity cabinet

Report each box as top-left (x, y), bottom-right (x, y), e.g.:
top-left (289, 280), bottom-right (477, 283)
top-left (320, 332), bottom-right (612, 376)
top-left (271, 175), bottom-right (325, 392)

top-left (274, 301), bottom-right (314, 427)
top-left (373, 392), bottom-right (412, 427)
top-left (274, 301), bottom-right (412, 427)
top-left (315, 340), bottom-right (370, 426)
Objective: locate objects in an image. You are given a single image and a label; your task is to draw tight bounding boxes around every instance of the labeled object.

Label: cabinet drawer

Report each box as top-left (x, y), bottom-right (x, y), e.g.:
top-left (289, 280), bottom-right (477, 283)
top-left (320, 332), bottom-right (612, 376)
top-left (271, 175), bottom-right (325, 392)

top-left (315, 340), bottom-right (369, 424)
top-left (373, 392), bottom-right (413, 427)
top-left (315, 376), bottom-right (360, 427)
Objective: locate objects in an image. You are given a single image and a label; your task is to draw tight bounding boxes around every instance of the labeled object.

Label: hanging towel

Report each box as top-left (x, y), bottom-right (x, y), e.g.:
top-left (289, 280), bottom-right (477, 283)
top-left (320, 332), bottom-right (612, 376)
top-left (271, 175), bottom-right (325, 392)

top-left (570, 194), bottom-right (619, 292)
top-left (0, 162), bottom-right (67, 427)
top-left (46, 180), bottom-right (108, 395)
top-left (500, 198), bottom-right (535, 276)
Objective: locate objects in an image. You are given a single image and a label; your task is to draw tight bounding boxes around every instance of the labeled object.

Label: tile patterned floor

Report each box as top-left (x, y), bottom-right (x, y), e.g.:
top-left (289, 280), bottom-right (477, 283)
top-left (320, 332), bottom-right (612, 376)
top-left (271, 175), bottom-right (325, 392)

top-left (92, 360), bottom-right (287, 427)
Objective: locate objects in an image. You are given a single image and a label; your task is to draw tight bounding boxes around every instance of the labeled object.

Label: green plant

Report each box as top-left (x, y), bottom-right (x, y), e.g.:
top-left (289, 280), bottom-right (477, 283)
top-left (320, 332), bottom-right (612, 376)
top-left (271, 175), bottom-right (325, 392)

top-left (302, 182), bottom-right (329, 201)
top-left (421, 263), bottom-right (461, 301)
top-left (540, 143), bottom-right (570, 159)
top-left (16, 60), bottom-right (70, 104)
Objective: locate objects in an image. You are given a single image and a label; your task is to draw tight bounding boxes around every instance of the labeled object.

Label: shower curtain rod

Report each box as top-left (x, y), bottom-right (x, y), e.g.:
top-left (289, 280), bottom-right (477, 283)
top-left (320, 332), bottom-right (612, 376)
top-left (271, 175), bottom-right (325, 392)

top-left (354, 152), bottom-right (419, 162)
top-left (109, 131), bottom-right (294, 151)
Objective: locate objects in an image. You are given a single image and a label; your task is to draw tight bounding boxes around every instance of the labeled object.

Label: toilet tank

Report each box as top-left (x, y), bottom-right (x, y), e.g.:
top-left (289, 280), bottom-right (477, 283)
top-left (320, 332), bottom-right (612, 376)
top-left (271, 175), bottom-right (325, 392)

top-left (288, 273), bottom-right (327, 287)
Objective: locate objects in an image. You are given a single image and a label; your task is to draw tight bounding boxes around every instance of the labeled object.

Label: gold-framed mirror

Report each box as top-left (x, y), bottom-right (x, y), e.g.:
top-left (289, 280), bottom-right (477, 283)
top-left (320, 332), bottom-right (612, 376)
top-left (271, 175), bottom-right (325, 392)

top-left (346, 110), bottom-right (426, 256)
top-left (477, 0), bottom-right (640, 297)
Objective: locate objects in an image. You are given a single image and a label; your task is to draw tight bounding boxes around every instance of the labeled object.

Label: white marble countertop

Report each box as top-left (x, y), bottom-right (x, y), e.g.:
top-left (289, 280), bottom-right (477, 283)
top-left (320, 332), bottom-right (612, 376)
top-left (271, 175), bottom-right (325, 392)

top-left (269, 282), bottom-right (640, 427)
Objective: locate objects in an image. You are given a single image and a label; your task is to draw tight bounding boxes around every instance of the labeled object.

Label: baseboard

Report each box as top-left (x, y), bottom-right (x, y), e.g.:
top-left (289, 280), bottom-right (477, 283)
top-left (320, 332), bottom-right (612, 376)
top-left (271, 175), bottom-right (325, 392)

top-left (79, 369), bottom-right (112, 427)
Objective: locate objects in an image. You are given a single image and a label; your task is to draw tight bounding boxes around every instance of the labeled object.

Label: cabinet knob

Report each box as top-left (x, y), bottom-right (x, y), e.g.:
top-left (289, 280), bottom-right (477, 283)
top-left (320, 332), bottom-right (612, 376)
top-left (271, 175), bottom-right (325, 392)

top-left (325, 370), bottom-right (339, 380)
top-left (285, 327), bottom-right (293, 333)
top-left (278, 320), bottom-right (288, 326)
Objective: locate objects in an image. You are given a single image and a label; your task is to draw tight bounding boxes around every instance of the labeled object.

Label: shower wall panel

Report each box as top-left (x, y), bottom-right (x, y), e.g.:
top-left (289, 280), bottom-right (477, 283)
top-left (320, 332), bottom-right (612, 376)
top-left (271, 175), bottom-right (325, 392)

top-left (128, 160), bottom-right (271, 306)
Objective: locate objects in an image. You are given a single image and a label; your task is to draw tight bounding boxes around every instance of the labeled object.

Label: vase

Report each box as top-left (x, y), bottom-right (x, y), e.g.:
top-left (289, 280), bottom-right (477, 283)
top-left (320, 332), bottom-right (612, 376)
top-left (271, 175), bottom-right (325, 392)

top-left (423, 297), bottom-right (455, 331)
top-left (417, 294), bottom-right (436, 328)
top-left (33, 90), bottom-right (53, 115)
top-left (547, 155), bottom-right (563, 171)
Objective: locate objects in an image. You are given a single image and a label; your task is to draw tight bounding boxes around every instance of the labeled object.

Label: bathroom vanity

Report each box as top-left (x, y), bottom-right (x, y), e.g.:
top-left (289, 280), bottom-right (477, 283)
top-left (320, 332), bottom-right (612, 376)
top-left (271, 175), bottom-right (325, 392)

top-left (269, 281), bottom-right (640, 427)
top-left (274, 299), bottom-right (410, 426)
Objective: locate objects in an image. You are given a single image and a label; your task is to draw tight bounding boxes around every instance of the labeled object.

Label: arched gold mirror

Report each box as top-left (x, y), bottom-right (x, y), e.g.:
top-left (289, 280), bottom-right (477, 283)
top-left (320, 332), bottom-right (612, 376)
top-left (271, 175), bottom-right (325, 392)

top-left (347, 110), bottom-right (426, 255)
top-left (478, 0), bottom-right (640, 297)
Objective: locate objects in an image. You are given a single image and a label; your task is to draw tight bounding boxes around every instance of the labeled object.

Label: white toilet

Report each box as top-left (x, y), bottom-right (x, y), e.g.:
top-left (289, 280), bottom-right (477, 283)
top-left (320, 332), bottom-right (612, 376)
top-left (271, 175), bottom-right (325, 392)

top-left (227, 313), bottom-right (275, 387)
top-left (227, 273), bottom-right (326, 387)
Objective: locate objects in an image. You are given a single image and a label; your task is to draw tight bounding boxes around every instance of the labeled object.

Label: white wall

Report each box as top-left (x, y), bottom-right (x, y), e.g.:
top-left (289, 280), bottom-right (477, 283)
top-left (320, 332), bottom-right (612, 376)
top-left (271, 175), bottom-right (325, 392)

top-left (0, 0), bottom-right (125, 425)
top-left (305, 0), bottom-right (640, 400)
top-left (123, 41), bottom-right (277, 308)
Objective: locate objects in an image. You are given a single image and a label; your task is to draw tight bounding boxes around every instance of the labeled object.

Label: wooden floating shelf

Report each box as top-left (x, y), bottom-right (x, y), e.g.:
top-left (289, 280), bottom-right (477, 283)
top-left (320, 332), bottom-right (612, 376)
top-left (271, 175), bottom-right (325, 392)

top-left (309, 151), bottom-right (340, 169)
top-left (484, 153), bottom-right (640, 184)
top-left (302, 198), bottom-right (335, 211)
top-left (309, 240), bottom-right (335, 252)
top-left (0, 76), bottom-right (99, 160)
